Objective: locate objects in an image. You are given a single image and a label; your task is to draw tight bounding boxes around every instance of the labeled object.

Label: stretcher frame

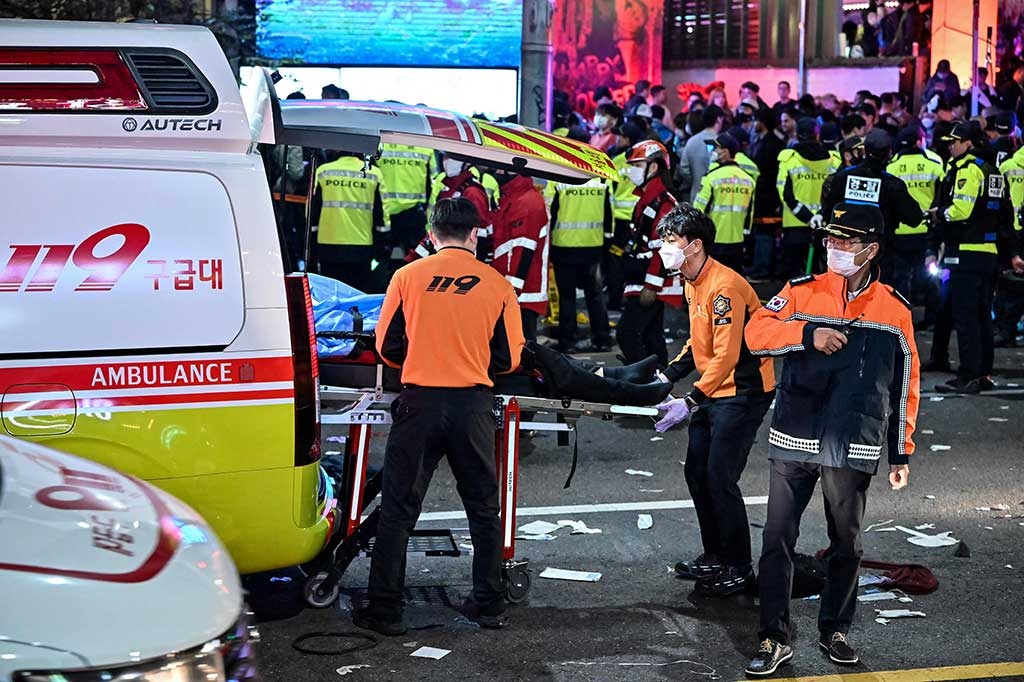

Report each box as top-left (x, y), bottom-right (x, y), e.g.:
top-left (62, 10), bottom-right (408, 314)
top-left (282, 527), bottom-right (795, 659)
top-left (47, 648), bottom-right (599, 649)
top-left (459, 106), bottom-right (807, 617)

top-left (301, 377), bottom-right (657, 608)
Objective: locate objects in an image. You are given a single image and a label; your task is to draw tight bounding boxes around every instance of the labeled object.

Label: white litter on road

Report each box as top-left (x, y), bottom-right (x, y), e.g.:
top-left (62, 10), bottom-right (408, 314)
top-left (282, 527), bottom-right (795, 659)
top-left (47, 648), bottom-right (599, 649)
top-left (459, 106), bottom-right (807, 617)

top-left (875, 528), bottom-right (899, 532)
top-left (336, 665), bottom-right (370, 676)
top-left (558, 519), bottom-right (602, 535)
top-left (865, 519), bottom-right (895, 532)
top-left (875, 618), bottom-right (890, 625)
top-left (649, 437), bottom-right (664, 442)
top-left (876, 609), bottom-right (926, 619)
top-left (518, 520), bottom-right (561, 535)
top-left (924, 495), bottom-right (936, 500)
top-left (988, 417), bottom-right (1009, 423)
top-left (417, 496), bottom-right (769, 522)
top-left (411, 647), bottom-right (451, 660)
top-left (975, 505), bottom-right (1011, 511)
top-left (929, 444), bottom-right (952, 452)
top-left (929, 396), bottom-right (945, 402)
top-left (625, 469), bottom-right (655, 477)
top-left (858, 592), bottom-right (900, 602)
top-left (516, 534), bottom-right (557, 541)
top-left (914, 523), bottom-right (936, 530)
top-left (859, 574), bottom-right (889, 587)
top-left (921, 429), bottom-right (935, 435)
top-left (540, 567), bottom-right (603, 582)
top-left (640, 489), bottom-right (665, 493)
top-left (637, 514), bottom-right (654, 530)
top-left (897, 526), bottom-right (958, 547)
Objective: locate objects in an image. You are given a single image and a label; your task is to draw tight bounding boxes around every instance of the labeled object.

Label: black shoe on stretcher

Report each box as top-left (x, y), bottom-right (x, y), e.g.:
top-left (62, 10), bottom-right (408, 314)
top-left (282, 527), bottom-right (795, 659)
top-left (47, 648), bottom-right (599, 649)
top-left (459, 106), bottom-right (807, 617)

top-left (674, 553), bottom-right (723, 580)
top-left (603, 354), bottom-right (660, 384)
top-left (697, 565), bottom-right (755, 597)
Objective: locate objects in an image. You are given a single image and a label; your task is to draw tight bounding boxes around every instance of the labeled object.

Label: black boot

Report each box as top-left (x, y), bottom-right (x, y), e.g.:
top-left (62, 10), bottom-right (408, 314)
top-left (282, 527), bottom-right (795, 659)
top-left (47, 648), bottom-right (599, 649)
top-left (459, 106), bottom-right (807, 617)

top-left (607, 377), bottom-right (673, 406)
top-left (602, 354), bottom-right (660, 384)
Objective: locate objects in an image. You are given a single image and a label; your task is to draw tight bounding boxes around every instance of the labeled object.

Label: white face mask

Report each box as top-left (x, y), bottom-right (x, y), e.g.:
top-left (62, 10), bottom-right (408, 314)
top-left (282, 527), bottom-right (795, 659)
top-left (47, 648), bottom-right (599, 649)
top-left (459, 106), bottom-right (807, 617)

top-left (442, 158), bottom-right (464, 177)
top-left (708, 147), bottom-right (720, 164)
top-left (594, 114), bottom-right (610, 130)
top-left (826, 244), bottom-right (870, 277)
top-left (623, 164), bottom-right (648, 186)
top-left (659, 241), bottom-right (696, 270)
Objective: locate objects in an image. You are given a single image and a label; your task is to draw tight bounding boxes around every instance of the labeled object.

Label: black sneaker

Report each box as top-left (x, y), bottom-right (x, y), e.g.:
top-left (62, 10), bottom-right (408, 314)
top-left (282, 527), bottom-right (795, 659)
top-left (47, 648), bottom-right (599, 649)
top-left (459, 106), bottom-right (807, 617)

top-left (352, 607), bottom-right (407, 636)
top-left (935, 378), bottom-right (984, 394)
top-left (745, 639), bottom-right (794, 678)
top-left (674, 553), bottom-right (723, 580)
top-left (978, 376), bottom-right (997, 391)
top-left (697, 565), bottom-right (754, 597)
top-left (819, 632), bottom-right (859, 665)
top-left (457, 598), bottom-right (508, 629)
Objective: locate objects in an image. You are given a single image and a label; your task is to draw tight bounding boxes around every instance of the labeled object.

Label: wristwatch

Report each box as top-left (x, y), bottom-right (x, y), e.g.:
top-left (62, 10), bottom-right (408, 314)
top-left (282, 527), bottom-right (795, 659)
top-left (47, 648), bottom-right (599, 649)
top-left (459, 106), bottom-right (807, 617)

top-left (683, 394), bottom-right (700, 413)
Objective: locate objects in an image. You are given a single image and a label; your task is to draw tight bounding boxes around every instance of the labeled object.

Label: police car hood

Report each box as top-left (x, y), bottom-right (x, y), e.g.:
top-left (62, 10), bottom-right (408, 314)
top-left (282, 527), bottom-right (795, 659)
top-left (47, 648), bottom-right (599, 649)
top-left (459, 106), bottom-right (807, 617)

top-left (0, 436), bottom-right (241, 670)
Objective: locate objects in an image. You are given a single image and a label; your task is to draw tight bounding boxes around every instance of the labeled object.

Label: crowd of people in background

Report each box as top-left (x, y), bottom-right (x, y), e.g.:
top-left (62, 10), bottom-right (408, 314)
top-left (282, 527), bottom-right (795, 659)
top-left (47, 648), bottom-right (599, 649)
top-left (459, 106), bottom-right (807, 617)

top-left (270, 57), bottom-right (1024, 396)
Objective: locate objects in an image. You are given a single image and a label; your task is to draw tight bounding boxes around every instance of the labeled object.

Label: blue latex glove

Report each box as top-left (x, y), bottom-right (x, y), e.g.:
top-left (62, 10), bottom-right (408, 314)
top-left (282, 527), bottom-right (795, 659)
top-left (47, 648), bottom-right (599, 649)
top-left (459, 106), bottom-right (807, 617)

top-left (655, 398), bottom-right (691, 432)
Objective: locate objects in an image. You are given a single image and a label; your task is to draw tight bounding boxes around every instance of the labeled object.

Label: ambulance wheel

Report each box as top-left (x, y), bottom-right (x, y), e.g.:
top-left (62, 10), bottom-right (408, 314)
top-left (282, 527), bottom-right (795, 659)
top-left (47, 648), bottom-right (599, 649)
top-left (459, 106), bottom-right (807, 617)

top-left (304, 572), bottom-right (340, 608)
top-left (504, 565), bottom-right (531, 603)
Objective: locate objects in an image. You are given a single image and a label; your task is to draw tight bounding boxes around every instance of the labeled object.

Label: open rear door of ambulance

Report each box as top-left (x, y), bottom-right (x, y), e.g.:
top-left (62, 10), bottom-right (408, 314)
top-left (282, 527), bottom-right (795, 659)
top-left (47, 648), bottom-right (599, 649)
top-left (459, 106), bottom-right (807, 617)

top-left (262, 79), bottom-right (618, 184)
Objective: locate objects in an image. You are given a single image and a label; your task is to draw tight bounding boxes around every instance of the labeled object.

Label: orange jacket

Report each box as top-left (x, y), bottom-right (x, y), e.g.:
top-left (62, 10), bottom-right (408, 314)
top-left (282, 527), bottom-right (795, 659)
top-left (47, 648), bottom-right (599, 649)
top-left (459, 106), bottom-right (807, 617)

top-left (662, 257), bottom-right (775, 400)
top-left (377, 246), bottom-right (525, 388)
top-left (744, 270), bottom-right (920, 472)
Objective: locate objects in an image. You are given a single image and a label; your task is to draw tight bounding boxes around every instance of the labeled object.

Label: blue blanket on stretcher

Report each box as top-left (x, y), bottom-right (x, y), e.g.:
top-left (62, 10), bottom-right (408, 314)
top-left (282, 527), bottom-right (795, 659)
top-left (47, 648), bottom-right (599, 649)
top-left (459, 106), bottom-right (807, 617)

top-left (308, 273), bottom-right (384, 357)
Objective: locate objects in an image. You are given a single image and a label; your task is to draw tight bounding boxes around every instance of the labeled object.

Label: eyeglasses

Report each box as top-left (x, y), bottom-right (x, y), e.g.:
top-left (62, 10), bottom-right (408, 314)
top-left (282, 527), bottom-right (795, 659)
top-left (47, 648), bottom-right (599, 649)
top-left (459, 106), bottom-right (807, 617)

top-left (822, 236), bottom-right (867, 250)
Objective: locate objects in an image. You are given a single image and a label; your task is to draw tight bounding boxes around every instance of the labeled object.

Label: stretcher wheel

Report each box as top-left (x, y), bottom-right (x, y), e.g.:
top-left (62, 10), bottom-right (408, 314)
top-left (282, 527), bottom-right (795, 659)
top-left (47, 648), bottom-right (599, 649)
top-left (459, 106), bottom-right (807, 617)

top-left (504, 565), bottom-right (531, 603)
top-left (304, 572), bottom-right (340, 608)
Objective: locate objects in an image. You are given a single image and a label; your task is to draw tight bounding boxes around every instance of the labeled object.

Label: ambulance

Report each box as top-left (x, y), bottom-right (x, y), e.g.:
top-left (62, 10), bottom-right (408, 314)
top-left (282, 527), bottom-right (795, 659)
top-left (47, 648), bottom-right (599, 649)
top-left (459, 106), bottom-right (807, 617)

top-left (0, 434), bottom-right (256, 681)
top-left (0, 20), bottom-right (616, 575)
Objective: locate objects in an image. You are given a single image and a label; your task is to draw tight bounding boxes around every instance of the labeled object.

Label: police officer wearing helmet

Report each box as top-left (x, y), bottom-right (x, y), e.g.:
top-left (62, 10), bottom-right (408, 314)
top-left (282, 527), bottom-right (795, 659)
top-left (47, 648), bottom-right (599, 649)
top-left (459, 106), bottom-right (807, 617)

top-left (821, 128), bottom-right (924, 278)
top-left (776, 118), bottom-right (840, 278)
top-left (310, 151), bottom-right (389, 292)
top-left (694, 133), bottom-right (756, 274)
top-left (925, 122), bottom-right (1013, 393)
top-left (617, 139), bottom-right (680, 365)
top-left (356, 198), bottom-right (525, 636)
top-left (744, 202), bottom-right (919, 678)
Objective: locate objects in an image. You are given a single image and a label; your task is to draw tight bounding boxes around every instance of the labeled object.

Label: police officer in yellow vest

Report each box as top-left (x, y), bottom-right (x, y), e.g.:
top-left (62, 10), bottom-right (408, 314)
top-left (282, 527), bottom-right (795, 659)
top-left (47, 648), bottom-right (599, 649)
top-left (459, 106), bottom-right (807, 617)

top-left (695, 133), bottom-right (756, 275)
top-left (925, 122), bottom-right (1012, 393)
top-left (776, 118), bottom-right (840, 278)
top-left (886, 126), bottom-right (945, 303)
top-left (377, 143), bottom-right (433, 258)
top-left (549, 177), bottom-right (615, 352)
top-left (311, 151), bottom-right (389, 293)
top-left (996, 136), bottom-right (1024, 346)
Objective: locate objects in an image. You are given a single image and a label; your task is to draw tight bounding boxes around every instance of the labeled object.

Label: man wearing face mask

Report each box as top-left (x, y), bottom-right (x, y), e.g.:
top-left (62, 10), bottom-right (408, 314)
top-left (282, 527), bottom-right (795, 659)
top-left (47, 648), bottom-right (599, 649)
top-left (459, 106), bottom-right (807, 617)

top-left (405, 154), bottom-right (493, 264)
top-left (743, 202), bottom-right (919, 678)
top-left (590, 103), bottom-right (622, 153)
top-left (652, 204), bottom-right (775, 598)
top-left (617, 140), bottom-right (681, 365)
top-left (694, 133), bottom-right (756, 274)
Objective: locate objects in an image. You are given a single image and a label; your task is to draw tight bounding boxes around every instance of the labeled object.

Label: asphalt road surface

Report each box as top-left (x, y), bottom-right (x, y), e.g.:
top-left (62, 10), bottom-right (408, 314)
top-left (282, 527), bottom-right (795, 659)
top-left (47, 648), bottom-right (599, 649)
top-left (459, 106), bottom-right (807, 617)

top-left (247, 322), bottom-right (1024, 682)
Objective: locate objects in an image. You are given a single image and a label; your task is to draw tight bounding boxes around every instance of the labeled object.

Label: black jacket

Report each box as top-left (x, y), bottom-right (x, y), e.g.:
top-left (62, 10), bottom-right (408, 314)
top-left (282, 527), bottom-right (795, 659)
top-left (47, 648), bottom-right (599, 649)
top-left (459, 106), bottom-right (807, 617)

top-left (821, 157), bottom-right (924, 242)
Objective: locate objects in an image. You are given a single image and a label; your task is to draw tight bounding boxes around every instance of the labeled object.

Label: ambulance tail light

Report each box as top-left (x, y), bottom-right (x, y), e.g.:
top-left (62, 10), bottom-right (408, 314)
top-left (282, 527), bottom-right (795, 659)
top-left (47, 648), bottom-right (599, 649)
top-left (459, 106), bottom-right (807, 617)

top-left (285, 274), bottom-right (321, 467)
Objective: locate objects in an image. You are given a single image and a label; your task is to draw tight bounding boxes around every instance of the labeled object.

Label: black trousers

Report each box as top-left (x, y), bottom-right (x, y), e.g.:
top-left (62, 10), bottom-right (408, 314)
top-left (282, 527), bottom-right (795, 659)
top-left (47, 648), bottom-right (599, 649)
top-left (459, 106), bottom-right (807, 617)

top-left (995, 277), bottom-right (1024, 341)
top-left (319, 259), bottom-right (375, 294)
top-left (367, 387), bottom-right (504, 617)
top-left (759, 460), bottom-right (872, 644)
top-left (389, 206), bottom-right (428, 253)
top-left (615, 297), bottom-right (667, 365)
top-left (553, 260), bottom-right (612, 348)
top-left (685, 392), bottom-right (774, 567)
top-left (949, 269), bottom-right (995, 380)
top-left (521, 308), bottom-right (540, 342)
top-left (711, 243), bottom-right (745, 276)
top-left (780, 228), bottom-right (813, 280)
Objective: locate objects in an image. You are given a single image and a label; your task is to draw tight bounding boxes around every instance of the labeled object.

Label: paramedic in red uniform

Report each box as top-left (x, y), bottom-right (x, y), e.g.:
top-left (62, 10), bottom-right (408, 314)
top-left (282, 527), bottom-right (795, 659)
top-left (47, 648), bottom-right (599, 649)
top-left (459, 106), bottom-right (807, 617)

top-left (491, 170), bottom-right (550, 340)
top-left (355, 198), bottom-right (525, 636)
top-left (406, 154), bottom-right (493, 263)
top-left (616, 140), bottom-right (681, 365)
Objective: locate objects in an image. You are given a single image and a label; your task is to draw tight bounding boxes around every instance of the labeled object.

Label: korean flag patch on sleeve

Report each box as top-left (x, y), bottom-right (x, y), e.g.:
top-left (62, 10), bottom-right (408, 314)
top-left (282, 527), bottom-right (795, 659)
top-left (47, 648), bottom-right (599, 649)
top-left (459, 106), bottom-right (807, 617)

top-left (765, 295), bottom-right (789, 313)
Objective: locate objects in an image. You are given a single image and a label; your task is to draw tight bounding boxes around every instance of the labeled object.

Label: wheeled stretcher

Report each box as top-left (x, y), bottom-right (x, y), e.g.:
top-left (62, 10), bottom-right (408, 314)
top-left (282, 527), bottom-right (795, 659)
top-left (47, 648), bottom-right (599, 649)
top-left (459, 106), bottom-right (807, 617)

top-left (300, 345), bottom-right (658, 609)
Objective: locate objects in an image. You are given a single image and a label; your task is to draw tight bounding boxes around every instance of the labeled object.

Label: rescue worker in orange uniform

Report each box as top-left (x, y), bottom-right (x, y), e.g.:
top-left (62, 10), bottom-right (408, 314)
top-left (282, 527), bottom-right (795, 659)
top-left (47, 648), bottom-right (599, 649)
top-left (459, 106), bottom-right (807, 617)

top-left (651, 204), bottom-right (776, 597)
top-left (356, 198), bottom-right (525, 637)
top-left (491, 170), bottom-right (550, 341)
top-left (742, 202), bottom-right (919, 678)
top-left (617, 140), bottom-right (682, 364)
